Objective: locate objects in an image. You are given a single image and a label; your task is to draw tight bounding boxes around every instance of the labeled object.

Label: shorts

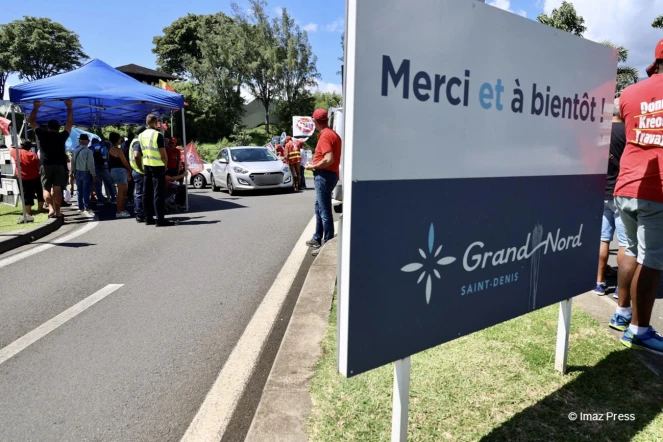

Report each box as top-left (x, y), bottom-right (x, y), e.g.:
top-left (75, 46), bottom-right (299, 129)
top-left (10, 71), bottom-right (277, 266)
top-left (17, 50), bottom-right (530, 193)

top-left (615, 196), bottom-right (663, 271)
top-left (22, 177), bottom-right (44, 206)
top-left (601, 199), bottom-right (627, 246)
top-left (110, 168), bottom-right (128, 185)
top-left (40, 165), bottom-right (67, 189)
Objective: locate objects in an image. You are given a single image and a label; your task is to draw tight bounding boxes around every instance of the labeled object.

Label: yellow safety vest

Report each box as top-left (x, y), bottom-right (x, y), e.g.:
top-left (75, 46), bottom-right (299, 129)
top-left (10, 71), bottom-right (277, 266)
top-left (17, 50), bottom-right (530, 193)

top-left (129, 140), bottom-right (143, 174)
top-left (139, 128), bottom-right (164, 167)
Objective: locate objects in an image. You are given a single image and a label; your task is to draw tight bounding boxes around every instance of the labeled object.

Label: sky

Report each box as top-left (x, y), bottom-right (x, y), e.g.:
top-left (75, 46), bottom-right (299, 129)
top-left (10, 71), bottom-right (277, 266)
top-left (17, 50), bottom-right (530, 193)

top-left (3, 0), bottom-right (663, 99)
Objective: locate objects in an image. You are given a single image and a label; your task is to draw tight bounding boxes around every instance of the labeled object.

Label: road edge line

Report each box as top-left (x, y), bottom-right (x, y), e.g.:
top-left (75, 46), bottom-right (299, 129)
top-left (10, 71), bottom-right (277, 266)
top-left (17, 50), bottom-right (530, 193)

top-left (179, 215), bottom-right (316, 442)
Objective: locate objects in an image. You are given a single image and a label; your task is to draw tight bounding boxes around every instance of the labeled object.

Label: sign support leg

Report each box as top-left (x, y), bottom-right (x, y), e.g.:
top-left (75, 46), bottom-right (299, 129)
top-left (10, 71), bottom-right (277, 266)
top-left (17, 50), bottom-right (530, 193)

top-left (391, 357), bottom-right (411, 442)
top-left (554, 299), bottom-right (572, 374)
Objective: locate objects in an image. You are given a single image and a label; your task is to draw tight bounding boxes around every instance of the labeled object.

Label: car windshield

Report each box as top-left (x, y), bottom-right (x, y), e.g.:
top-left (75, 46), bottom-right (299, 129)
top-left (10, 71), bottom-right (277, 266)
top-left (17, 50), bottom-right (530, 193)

top-left (231, 148), bottom-right (277, 162)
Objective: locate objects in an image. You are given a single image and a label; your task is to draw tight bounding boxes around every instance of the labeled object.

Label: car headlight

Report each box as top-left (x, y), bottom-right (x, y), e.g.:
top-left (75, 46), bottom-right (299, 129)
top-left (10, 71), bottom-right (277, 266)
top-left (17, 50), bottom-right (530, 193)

top-left (233, 166), bottom-right (249, 174)
top-left (282, 166), bottom-right (290, 173)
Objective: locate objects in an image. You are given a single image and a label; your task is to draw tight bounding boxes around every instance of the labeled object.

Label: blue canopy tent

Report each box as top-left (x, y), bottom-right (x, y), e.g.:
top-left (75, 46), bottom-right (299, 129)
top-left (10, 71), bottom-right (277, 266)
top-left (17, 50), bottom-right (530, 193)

top-left (7, 59), bottom-right (189, 215)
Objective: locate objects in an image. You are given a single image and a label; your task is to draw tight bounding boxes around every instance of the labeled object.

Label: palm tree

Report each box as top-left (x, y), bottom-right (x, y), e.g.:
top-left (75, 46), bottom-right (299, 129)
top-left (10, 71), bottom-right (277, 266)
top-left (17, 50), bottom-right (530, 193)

top-left (600, 41), bottom-right (639, 97)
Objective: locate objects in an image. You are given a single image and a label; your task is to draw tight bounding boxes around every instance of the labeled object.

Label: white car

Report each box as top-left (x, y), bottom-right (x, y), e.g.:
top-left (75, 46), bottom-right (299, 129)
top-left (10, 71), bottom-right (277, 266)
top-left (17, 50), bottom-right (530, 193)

top-left (187, 163), bottom-right (212, 189)
top-left (210, 146), bottom-right (293, 195)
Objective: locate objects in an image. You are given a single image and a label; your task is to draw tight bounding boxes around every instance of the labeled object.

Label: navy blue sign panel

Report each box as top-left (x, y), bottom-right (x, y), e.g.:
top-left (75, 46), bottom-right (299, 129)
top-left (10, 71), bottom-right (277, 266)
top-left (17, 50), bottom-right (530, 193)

top-left (344, 174), bottom-right (604, 376)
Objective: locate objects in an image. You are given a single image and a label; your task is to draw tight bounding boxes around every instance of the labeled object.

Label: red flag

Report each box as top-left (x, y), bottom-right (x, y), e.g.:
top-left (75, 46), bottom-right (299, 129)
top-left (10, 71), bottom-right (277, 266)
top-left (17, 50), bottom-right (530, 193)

top-left (0, 117), bottom-right (10, 136)
top-left (185, 142), bottom-right (205, 176)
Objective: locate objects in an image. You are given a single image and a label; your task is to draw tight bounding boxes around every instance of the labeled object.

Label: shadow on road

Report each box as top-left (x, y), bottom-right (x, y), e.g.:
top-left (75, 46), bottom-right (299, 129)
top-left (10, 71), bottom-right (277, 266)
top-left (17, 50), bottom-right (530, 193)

top-left (186, 193), bottom-right (246, 214)
top-left (480, 349), bottom-right (663, 442)
top-left (171, 217), bottom-right (220, 226)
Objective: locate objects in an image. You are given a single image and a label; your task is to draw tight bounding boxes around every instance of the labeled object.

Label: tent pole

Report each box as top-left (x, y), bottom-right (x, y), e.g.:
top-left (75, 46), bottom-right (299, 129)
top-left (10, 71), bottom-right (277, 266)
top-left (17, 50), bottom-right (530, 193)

top-left (170, 114), bottom-right (173, 138)
top-left (181, 108), bottom-right (188, 211)
top-left (10, 105), bottom-right (27, 218)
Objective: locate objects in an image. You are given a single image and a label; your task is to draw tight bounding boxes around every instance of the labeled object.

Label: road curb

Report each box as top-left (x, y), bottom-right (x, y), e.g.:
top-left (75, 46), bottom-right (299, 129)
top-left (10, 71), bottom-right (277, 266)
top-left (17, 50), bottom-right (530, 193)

top-left (0, 215), bottom-right (64, 255)
top-left (245, 238), bottom-right (337, 442)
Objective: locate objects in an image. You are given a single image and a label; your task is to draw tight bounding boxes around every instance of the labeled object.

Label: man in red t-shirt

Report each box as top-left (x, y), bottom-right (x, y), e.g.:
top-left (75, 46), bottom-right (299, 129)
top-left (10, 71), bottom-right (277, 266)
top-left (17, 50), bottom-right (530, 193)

top-left (611, 38), bottom-right (663, 354)
top-left (304, 108), bottom-right (342, 253)
top-left (10, 141), bottom-right (44, 217)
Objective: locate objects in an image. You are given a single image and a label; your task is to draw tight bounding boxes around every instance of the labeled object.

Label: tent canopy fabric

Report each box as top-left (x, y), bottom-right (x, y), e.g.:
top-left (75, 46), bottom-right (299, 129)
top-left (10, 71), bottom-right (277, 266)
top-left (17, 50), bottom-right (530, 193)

top-left (9, 59), bottom-right (184, 127)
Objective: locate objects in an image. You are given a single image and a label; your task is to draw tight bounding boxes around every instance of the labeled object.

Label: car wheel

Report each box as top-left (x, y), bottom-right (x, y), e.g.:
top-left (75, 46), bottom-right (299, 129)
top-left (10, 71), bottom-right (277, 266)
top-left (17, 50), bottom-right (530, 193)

top-left (192, 174), bottom-right (206, 189)
top-left (211, 174), bottom-right (221, 192)
top-left (227, 175), bottom-right (237, 196)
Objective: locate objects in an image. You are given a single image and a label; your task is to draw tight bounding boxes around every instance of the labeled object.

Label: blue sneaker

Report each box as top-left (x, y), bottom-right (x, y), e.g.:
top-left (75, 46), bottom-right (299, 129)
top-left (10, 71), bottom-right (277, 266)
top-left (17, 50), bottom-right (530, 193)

top-left (609, 313), bottom-right (631, 331)
top-left (594, 282), bottom-right (607, 295)
top-left (621, 327), bottom-right (663, 355)
top-left (612, 287), bottom-right (619, 299)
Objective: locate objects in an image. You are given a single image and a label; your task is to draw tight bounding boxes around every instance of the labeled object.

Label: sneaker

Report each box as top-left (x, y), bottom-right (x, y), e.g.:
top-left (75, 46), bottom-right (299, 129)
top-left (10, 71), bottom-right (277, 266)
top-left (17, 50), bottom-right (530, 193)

top-left (145, 219), bottom-right (156, 226)
top-left (306, 239), bottom-right (321, 248)
top-left (594, 282), bottom-right (607, 295)
top-left (613, 287), bottom-right (619, 299)
top-left (116, 211), bottom-right (131, 218)
top-left (609, 313), bottom-right (631, 331)
top-left (621, 327), bottom-right (663, 355)
top-left (312, 248), bottom-right (321, 257)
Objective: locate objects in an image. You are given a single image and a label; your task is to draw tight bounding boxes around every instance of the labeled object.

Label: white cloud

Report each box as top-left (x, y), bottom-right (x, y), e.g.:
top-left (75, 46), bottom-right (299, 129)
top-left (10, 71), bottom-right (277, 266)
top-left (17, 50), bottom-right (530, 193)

top-left (241, 86), bottom-right (254, 101)
top-left (303, 23), bottom-right (318, 33)
top-left (322, 18), bottom-right (344, 33)
top-left (543, 0), bottom-right (663, 75)
top-left (274, 7), bottom-right (283, 15)
top-left (314, 80), bottom-right (342, 94)
top-left (487, 0), bottom-right (527, 17)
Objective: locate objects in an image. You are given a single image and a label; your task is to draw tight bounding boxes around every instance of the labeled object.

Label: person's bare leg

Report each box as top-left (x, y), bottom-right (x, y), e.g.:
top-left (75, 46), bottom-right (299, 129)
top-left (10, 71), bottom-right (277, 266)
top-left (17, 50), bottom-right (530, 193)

top-left (44, 189), bottom-right (54, 215)
top-left (631, 264), bottom-right (660, 327)
top-left (25, 205), bottom-right (33, 216)
top-left (117, 184), bottom-right (126, 213)
top-left (617, 246), bottom-right (626, 267)
top-left (596, 241), bottom-right (610, 283)
top-left (51, 186), bottom-right (62, 216)
top-left (618, 255), bottom-right (637, 308)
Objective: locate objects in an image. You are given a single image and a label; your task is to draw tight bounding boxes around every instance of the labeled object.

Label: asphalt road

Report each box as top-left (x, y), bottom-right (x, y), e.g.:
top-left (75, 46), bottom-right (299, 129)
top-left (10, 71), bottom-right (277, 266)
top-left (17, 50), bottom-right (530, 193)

top-left (0, 183), bottom-right (315, 442)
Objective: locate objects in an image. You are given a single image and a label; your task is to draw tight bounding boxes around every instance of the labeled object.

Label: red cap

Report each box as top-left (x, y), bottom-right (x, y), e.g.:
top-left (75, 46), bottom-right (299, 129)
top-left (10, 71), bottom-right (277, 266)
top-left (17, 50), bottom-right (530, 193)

top-left (312, 108), bottom-right (328, 121)
top-left (646, 38), bottom-right (663, 77)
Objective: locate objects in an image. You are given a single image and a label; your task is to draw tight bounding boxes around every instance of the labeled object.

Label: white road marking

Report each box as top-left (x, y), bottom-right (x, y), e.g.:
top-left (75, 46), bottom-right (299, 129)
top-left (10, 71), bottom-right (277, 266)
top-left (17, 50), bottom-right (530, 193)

top-left (0, 220), bottom-right (98, 269)
top-left (180, 216), bottom-right (316, 442)
top-left (0, 284), bottom-right (123, 366)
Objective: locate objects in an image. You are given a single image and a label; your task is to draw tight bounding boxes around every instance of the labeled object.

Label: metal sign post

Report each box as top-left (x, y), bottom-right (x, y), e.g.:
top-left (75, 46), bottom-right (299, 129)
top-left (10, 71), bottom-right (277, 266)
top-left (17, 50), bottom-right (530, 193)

top-left (554, 299), bottom-right (573, 374)
top-left (391, 357), bottom-right (411, 442)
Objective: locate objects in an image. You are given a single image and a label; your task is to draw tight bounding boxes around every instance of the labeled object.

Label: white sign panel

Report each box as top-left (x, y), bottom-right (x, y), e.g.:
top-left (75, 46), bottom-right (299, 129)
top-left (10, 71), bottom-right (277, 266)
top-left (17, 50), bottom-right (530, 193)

top-left (338, 0), bottom-right (616, 377)
top-left (292, 116), bottom-right (315, 137)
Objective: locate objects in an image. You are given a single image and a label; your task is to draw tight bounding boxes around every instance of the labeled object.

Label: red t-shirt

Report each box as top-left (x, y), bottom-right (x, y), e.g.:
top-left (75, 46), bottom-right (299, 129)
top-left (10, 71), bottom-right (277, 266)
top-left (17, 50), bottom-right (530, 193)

top-left (313, 128), bottom-right (342, 176)
top-left (167, 147), bottom-right (181, 170)
top-left (614, 75), bottom-right (663, 202)
top-left (10, 148), bottom-right (40, 180)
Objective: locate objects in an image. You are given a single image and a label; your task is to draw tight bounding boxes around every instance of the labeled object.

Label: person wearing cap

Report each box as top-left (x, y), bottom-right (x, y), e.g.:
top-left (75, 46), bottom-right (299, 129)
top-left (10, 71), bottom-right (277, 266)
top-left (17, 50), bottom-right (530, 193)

top-left (305, 108), bottom-right (342, 254)
top-left (28, 99), bottom-right (73, 219)
top-left (593, 98), bottom-right (627, 297)
top-left (166, 137), bottom-right (181, 178)
top-left (284, 136), bottom-right (302, 191)
top-left (10, 141), bottom-right (44, 220)
top-left (610, 38), bottom-right (663, 355)
top-left (70, 133), bottom-right (96, 214)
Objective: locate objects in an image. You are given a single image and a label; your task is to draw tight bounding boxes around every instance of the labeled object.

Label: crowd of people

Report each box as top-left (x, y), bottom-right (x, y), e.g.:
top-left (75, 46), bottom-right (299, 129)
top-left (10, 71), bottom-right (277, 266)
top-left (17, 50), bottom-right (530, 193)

top-left (595, 37), bottom-right (663, 355)
top-left (4, 102), bottom-right (187, 226)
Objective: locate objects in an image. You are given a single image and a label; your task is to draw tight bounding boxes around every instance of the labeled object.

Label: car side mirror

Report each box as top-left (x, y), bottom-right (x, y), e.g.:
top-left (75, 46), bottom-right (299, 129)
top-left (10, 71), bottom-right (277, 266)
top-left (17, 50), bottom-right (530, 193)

top-left (220, 158), bottom-right (228, 164)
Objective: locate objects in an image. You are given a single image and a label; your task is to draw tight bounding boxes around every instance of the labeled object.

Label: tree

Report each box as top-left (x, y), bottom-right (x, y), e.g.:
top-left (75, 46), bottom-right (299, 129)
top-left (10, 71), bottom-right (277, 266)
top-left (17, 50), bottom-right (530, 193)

top-left (653, 15), bottom-right (663, 29)
top-left (537, 1), bottom-right (587, 36)
top-left (313, 91), bottom-right (342, 111)
top-left (273, 7), bottom-right (319, 134)
top-left (152, 12), bottom-right (245, 142)
top-left (0, 30), bottom-right (12, 99)
top-left (153, 14), bottom-right (204, 78)
top-left (1, 17), bottom-right (87, 81)
top-left (600, 41), bottom-right (638, 96)
top-left (337, 32), bottom-right (344, 77)
top-left (233, 0), bottom-right (282, 134)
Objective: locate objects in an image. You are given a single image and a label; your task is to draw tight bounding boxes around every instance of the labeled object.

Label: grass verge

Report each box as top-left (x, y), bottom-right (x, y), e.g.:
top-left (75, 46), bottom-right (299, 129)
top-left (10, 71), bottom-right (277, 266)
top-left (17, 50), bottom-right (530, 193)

top-left (0, 202), bottom-right (48, 233)
top-left (309, 298), bottom-right (663, 442)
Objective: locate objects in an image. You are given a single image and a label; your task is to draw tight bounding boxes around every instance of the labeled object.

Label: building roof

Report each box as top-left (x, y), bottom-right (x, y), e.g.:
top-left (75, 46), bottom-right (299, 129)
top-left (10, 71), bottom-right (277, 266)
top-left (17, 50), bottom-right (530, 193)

top-left (115, 64), bottom-right (178, 83)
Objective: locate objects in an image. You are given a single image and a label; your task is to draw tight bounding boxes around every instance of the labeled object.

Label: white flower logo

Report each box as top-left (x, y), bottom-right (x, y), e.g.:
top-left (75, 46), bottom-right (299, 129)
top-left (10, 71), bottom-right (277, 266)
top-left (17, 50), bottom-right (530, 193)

top-left (401, 223), bottom-right (456, 304)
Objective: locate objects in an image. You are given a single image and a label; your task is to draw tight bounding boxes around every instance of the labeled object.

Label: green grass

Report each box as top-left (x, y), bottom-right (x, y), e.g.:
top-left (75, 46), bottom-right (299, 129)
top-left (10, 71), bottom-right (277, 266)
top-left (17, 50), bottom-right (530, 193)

top-left (0, 202), bottom-right (48, 233)
top-left (309, 297), bottom-right (663, 442)
top-left (304, 170), bottom-right (314, 178)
